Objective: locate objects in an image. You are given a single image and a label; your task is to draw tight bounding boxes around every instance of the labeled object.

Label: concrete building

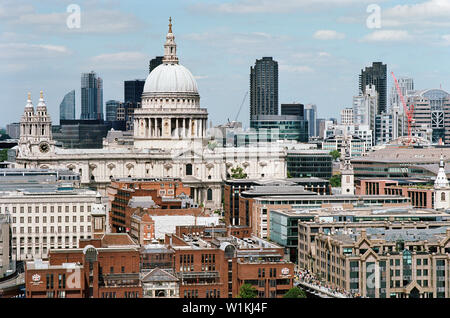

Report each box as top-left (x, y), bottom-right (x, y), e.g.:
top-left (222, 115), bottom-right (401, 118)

top-left (250, 57), bottom-right (278, 121)
top-left (0, 214), bottom-right (11, 278)
top-left (340, 108), bottom-right (354, 125)
top-left (359, 62), bottom-right (387, 114)
top-left (6, 123), bottom-right (20, 139)
top-left (0, 183), bottom-right (106, 261)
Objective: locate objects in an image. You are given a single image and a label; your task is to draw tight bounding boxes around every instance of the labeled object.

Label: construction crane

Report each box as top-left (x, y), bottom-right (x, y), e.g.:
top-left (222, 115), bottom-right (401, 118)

top-left (233, 91), bottom-right (248, 123)
top-left (391, 72), bottom-right (415, 145)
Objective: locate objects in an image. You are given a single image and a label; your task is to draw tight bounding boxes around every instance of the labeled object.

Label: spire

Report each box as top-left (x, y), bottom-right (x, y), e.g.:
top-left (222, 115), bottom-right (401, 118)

top-left (24, 92), bottom-right (34, 113)
top-left (163, 17), bottom-right (179, 64)
top-left (435, 153), bottom-right (449, 189)
top-left (37, 90), bottom-right (46, 109)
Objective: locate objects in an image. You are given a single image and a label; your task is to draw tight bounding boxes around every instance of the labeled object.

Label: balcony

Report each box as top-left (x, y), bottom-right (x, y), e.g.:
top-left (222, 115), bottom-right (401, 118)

top-left (178, 271), bottom-right (221, 286)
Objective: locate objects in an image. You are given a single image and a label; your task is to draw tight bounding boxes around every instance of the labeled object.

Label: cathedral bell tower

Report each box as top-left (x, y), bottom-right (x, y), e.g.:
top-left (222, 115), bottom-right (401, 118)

top-left (434, 154), bottom-right (450, 210)
top-left (19, 91), bottom-right (55, 157)
top-left (340, 137), bottom-right (354, 195)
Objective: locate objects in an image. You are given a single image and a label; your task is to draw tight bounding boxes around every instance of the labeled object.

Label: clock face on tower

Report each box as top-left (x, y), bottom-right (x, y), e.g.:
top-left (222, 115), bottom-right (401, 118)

top-left (39, 142), bottom-right (50, 153)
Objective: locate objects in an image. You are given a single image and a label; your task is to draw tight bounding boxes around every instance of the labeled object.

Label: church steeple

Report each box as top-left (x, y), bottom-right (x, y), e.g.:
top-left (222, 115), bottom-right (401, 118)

top-left (24, 92), bottom-right (34, 115)
top-left (435, 154), bottom-right (449, 189)
top-left (163, 17), bottom-right (179, 65)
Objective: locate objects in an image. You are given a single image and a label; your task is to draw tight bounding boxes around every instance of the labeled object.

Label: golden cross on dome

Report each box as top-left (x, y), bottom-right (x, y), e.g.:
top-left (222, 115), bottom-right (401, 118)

top-left (27, 92), bottom-right (31, 100)
top-left (169, 17), bottom-right (172, 33)
top-left (40, 90), bottom-right (43, 99)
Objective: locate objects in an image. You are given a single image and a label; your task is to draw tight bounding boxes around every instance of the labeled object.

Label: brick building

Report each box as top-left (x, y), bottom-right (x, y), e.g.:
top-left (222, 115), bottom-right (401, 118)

top-left (25, 233), bottom-right (142, 298)
top-left (164, 225), bottom-right (294, 298)
top-left (107, 178), bottom-right (193, 232)
top-left (356, 179), bottom-right (435, 209)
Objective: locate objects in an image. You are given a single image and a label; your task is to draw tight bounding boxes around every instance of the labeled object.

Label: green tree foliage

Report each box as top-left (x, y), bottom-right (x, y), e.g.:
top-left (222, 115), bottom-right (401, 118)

top-left (0, 149), bottom-right (8, 162)
top-left (329, 150), bottom-right (341, 161)
top-left (330, 174), bottom-right (342, 187)
top-left (230, 166), bottom-right (247, 179)
top-left (283, 287), bottom-right (307, 298)
top-left (238, 283), bottom-right (257, 298)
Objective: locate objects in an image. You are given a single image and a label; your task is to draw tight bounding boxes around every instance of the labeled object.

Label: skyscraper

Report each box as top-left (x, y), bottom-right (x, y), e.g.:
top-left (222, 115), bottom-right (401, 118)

top-left (304, 104), bottom-right (317, 137)
top-left (59, 90), bottom-right (76, 121)
top-left (359, 62), bottom-right (387, 114)
top-left (81, 71), bottom-right (103, 120)
top-left (250, 57), bottom-right (278, 122)
top-left (390, 77), bottom-right (414, 110)
top-left (149, 56), bottom-right (163, 74)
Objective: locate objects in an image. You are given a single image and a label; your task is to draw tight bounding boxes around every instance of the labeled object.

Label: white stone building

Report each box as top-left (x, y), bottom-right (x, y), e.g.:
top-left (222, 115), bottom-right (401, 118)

top-left (14, 20), bottom-right (286, 210)
top-left (0, 186), bottom-right (105, 261)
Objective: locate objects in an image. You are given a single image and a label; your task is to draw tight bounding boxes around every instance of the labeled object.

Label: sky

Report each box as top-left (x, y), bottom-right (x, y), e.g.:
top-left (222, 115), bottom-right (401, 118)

top-left (1, 0), bottom-right (450, 128)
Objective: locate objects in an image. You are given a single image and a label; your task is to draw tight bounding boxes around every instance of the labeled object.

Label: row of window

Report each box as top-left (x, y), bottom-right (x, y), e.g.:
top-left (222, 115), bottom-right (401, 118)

top-left (1, 205), bottom-right (92, 214)
top-left (12, 225), bottom-right (90, 234)
top-left (12, 215), bottom-right (90, 224)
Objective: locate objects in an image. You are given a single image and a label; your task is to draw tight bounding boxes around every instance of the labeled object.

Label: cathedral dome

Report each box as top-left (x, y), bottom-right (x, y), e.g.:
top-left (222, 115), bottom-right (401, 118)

top-left (143, 63), bottom-right (198, 94)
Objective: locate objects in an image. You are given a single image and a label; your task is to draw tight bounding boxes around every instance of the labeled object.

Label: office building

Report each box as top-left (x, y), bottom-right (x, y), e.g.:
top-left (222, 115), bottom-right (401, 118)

top-left (407, 89), bottom-right (450, 144)
top-left (105, 100), bottom-right (120, 122)
top-left (166, 225), bottom-right (294, 298)
top-left (52, 120), bottom-right (112, 149)
top-left (6, 123), bottom-right (20, 139)
top-left (300, 221), bottom-right (450, 298)
top-left (281, 103), bottom-right (304, 116)
top-left (249, 115), bottom-right (308, 143)
top-left (0, 184), bottom-right (106, 261)
top-left (149, 56), bottom-right (163, 74)
top-left (59, 90), bottom-right (76, 122)
top-left (0, 214), bottom-right (11, 278)
top-left (359, 62), bottom-right (387, 114)
top-left (81, 71), bottom-right (103, 120)
top-left (390, 77), bottom-right (414, 110)
top-left (124, 80), bottom-right (145, 106)
top-left (286, 150), bottom-right (333, 179)
top-left (304, 104), bottom-right (317, 137)
top-left (340, 108), bottom-right (354, 125)
top-left (250, 57), bottom-right (278, 121)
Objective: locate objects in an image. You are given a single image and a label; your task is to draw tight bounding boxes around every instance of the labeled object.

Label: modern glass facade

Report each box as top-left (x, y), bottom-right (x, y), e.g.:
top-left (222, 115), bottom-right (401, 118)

top-left (105, 100), bottom-right (120, 122)
top-left (286, 150), bottom-right (332, 179)
top-left (59, 90), bottom-right (76, 122)
top-left (81, 72), bottom-right (103, 120)
top-left (249, 115), bottom-right (308, 143)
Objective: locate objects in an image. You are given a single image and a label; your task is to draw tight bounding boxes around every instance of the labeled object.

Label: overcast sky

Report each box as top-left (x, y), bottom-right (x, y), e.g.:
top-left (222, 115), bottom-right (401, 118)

top-left (1, 0), bottom-right (450, 128)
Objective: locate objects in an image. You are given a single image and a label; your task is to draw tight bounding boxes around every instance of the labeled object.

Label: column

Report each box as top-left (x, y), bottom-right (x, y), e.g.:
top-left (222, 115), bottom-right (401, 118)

top-left (175, 118), bottom-right (179, 138)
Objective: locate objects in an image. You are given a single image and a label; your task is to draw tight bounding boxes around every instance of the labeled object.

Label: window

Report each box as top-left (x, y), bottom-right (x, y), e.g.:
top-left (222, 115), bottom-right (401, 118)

top-left (186, 164), bottom-right (193, 176)
top-left (207, 189), bottom-right (213, 201)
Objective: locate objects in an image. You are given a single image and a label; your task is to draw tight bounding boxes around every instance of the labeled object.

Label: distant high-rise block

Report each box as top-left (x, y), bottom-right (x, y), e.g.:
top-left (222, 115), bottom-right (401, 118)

top-left (81, 71), bottom-right (103, 120)
top-left (250, 57), bottom-right (278, 122)
top-left (390, 77), bottom-right (414, 110)
top-left (340, 108), bottom-right (354, 125)
top-left (124, 80), bottom-right (145, 106)
top-left (149, 56), bottom-right (163, 74)
top-left (281, 103), bottom-right (304, 117)
top-left (59, 90), bottom-right (76, 121)
top-left (105, 100), bottom-right (120, 122)
top-left (359, 62), bottom-right (387, 114)
top-left (304, 104), bottom-right (317, 137)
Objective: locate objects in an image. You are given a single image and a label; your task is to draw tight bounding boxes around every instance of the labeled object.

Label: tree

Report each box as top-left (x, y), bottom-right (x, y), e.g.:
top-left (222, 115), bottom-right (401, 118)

top-left (230, 166), bottom-right (247, 179)
top-left (330, 174), bottom-right (341, 187)
top-left (287, 171), bottom-right (293, 178)
top-left (329, 150), bottom-right (341, 161)
top-left (0, 149), bottom-right (8, 162)
top-left (238, 283), bottom-right (257, 298)
top-left (283, 287), bottom-right (307, 298)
